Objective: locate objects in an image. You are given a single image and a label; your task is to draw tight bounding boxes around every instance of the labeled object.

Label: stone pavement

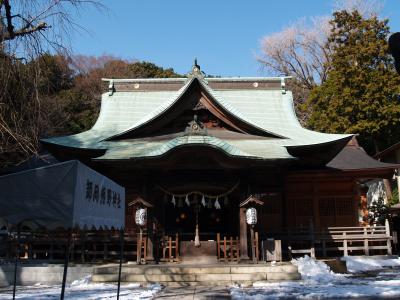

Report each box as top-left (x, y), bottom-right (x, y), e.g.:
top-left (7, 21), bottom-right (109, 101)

top-left (155, 285), bottom-right (231, 299)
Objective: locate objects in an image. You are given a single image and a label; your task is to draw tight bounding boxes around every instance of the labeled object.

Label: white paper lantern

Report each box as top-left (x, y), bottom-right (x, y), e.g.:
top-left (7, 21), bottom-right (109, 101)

top-left (246, 207), bottom-right (257, 225)
top-left (135, 208), bottom-right (147, 226)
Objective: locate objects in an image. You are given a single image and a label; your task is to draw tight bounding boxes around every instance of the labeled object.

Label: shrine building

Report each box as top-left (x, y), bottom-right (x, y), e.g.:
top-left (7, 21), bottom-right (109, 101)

top-left (42, 62), bottom-right (397, 261)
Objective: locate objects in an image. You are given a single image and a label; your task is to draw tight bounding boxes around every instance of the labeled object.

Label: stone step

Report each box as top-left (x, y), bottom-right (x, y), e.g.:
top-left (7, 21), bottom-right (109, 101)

top-left (267, 272), bottom-right (301, 281)
top-left (230, 265), bottom-right (298, 274)
top-left (93, 264), bottom-right (298, 275)
top-left (91, 271), bottom-right (300, 283)
top-left (158, 281), bottom-right (236, 287)
top-left (94, 266), bottom-right (230, 275)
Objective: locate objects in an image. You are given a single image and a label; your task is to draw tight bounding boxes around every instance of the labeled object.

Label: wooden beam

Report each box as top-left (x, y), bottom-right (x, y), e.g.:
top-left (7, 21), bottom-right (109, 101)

top-left (239, 195), bottom-right (264, 207)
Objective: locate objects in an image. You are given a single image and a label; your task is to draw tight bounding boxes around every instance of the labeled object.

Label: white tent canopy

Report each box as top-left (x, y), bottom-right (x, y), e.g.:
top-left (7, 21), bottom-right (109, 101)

top-left (0, 160), bottom-right (125, 230)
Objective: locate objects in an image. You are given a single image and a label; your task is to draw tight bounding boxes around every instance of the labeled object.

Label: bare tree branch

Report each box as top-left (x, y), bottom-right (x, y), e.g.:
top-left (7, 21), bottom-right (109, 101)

top-left (1, 0), bottom-right (105, 58)
top-left (0, 0), bottom-right (105, 168)
top-left (2, 21), bottom-right (49, 41)
top-left (2, 0), bottom-right (50, 41)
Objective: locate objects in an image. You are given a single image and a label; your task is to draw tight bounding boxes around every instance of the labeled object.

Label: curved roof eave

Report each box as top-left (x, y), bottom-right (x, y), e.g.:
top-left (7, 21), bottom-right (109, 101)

top-left (94, 135), bottom-right (296, 161)
top-left (41, 75), bottom-right (355, 155)
top-left (40, 130), bottom-right (108, 150)
top-left (285, 134), bottom-right (354, 150)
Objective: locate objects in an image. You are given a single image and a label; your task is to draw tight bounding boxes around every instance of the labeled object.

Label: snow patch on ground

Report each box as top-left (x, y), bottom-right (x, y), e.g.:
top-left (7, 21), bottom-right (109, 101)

top-left (0, 280), bottom-right (161, 300)
top-left (70, 275), bottom-right (92, 286)
top-left (231, 278), bottom-right (400, 299)
top-left (231, 256), bottom-right (400, 299)
top-left (291, 255), bottom-right (339, 281)
top-left (343, 256), bottom-right (400, 273)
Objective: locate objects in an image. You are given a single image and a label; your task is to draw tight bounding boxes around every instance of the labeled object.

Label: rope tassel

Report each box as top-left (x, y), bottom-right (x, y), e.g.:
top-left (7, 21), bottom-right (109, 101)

top-left (194, 224), bottom-right (201, 247)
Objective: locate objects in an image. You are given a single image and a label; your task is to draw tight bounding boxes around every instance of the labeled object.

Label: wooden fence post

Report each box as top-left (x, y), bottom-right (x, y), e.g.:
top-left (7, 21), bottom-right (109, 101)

top-left (175, 233), bottom-right (179, 261)
top-left (168, 236), bottom-right (172, 262)
top-left (236, 236), bottom-right (240, 262)
top-left (217, 233), bottom-right (220, 261)
top-left (363, 227), bottom-right (369, 256)
top-left (343, 232), bottom-right (348, 256)
top-left (223, 236), bottom-right (227, 262)
top-left (386, 219), bottom-right (392, 255)
top-left (255, 232), bottom-right (259, 262)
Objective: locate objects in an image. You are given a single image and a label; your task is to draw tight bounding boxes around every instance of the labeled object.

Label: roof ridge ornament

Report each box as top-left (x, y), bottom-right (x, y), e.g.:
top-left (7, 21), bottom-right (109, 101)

top-left (187, 58), bottom-right (208, 84)
top-left (194, 58), bottom-right (200, 73)
top-left (280, 77), bottom-right (286, 95)
top-left (108, 79), bottom-right (115, 96)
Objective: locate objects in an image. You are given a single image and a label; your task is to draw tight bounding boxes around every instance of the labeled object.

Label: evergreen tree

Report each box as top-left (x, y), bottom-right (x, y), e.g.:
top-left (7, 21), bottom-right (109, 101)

top-left (368, 196), bottom-right (388, 225)
top-left (305, 10), bottom-right (400, 153)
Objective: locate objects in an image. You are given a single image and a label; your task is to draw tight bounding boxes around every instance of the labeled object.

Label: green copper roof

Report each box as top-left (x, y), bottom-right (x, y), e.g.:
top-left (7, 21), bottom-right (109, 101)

top-left (94, 135), bottom-right (295, 161)
top-left (42, 74), bottom-right (353, 162)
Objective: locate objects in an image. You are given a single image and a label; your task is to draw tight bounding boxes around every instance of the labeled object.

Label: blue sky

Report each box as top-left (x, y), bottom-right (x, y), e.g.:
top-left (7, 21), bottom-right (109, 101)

top-left (70, 0), bottom-right (400, 77)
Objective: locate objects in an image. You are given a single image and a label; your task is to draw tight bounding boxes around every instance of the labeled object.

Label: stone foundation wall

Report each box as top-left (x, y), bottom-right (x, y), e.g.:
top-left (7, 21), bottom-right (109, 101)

top-left (0, 264), bottom-right (94, 287)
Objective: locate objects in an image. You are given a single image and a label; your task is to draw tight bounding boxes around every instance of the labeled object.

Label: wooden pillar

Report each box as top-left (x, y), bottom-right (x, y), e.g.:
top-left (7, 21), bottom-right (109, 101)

top-left (137, 229), bottom-right (142, 264)
top-left (250, 227), bottom-right (255, 262)
top-left (312, 179), bottom-right (320, 229)
top-left (146, 237), bottom-right (154, 261)
top-left (217, 233), bottom-right (221, 261)
top-left (146, 214), bottom-right (155, 262)
top-left (239, 207), bottom-right (249, 260)
top-left (281, 189), bottom-right (288, 232)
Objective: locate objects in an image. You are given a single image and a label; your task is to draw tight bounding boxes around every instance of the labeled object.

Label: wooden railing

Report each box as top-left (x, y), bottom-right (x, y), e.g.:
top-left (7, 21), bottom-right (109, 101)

top-left (287, 226), bottom-right (316, 259)
top-left (319, 223), bottom-right (392, 256)
top-left (159, 233), bottom-right (179, 262)
top-left (217, 233), bottom-right (240, 262)
top-left (1, 230), bottom-right (147, 263)
top-left (3, 224), bottom-right (391, 264)
top-left (284, 221), bottom-right (392, 258)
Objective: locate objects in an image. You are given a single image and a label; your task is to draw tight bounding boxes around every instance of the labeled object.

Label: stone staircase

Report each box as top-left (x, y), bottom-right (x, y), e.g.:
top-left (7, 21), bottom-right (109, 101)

top-left (92, 263), bottom-right (301, 286)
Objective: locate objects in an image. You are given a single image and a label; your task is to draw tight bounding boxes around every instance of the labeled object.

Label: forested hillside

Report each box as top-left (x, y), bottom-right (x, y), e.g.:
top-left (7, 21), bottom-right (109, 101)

top-left (0, 53), bottom-right (180, 168)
